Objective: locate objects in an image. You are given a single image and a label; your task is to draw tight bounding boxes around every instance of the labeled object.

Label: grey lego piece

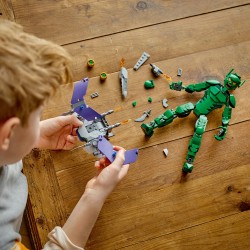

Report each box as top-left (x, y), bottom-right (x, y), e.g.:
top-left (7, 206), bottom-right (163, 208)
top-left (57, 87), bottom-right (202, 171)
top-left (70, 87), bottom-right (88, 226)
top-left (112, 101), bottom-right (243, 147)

top-left (119, 67), bottom-right (128, 98)
top-left (150, 63), bottom-right (163, 77)
top-left (163, 148), bottom-right (169, 157)
top-left (162, 98), bottom-right (168, 108)
top-left (90, 92), bottom-right (99, 98)
top-left (133, 52), bottom-right (150, 71)
top-left (177, 68), bottom-right (182, 76)
top-left (134, 110), bottom-right (151, 122)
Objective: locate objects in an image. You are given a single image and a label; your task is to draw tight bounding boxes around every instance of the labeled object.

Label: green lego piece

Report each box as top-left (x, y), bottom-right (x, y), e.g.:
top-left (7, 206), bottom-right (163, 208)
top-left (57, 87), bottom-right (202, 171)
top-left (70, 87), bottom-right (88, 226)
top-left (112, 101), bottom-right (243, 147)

top-left (141, 69), bottom-right (246, 173)
top-left (148, 97), bottom-right (152, 103)
top-left (132, 101), bottom-right (137, 107)
top-left (144, 80), bottom-right (155, 89)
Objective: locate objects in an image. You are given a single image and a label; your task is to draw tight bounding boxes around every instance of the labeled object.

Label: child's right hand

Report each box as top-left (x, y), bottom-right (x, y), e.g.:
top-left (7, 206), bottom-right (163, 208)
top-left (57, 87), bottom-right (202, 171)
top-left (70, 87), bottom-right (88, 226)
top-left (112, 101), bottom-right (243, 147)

top-left (85, 146), bottom-right (129, 202)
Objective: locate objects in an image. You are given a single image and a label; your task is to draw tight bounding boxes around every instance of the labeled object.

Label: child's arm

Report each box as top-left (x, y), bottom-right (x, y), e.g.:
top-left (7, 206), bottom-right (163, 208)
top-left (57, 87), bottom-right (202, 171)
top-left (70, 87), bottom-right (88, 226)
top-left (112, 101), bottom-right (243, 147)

top-left (35, 115), bottom-right (83, 150)
top-left (61, 147), bottom-right (128, 247)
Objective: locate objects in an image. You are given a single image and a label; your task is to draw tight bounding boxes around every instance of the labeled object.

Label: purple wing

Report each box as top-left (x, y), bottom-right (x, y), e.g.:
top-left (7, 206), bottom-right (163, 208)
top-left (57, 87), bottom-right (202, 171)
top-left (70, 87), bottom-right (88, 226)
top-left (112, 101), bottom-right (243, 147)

top-left (74, 105), bottom-right (102, 121)
top-left (97, 136), bottom-right (139, 164)
top-left (71, 78), bottom-right (88, 104)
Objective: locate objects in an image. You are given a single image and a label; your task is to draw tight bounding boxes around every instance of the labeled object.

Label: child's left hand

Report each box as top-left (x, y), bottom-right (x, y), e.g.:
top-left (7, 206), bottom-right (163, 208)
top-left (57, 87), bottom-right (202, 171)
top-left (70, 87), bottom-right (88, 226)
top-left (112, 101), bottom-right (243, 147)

top-left (35, 115), bottom-right (83, 150)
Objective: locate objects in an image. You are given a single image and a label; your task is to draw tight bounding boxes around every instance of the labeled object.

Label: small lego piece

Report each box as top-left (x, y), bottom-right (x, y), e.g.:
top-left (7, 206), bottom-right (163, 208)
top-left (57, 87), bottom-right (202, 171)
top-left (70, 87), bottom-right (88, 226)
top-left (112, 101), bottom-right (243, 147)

top-left (150, 63), bottom-right (172, 81)
top-left (150, 63), bottom-right (163, 77)
top-left (177, 68), bottom-right (182, 76)
top-left (133, 52), bottom-right (150, 71)
top-left (132, 101), bottom-right (137, 107)
top-left (100, 72), bottom-right (107, 81)
top-left (163, 148), bottom-right (168, 157)
top-left (148, 97), bottom-right (152, 103)
top-left (134, 110), bottom-right (151, 122)
top-left (162, 98), bottom-right (168, 108)
top-left (144, 80), bottom-right (155, 89)
top-left (90, 92), bottom-right (99, 99)
top-left (119, 58), bottom-right (128, 98)
top-left (87, 59), bottom-right (95, 68)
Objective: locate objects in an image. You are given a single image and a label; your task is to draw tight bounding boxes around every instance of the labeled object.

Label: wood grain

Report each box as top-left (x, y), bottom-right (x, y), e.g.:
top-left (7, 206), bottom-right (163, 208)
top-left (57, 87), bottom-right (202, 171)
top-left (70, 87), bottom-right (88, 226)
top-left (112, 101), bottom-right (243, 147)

top-left (10, 1), bottom-right (250, 249)
top-left (0, 0), bottom-right (15, 21)
top-left (11, 0), bottom-right (249, 45)
top-left (125, 211), bottom-right (250, 250)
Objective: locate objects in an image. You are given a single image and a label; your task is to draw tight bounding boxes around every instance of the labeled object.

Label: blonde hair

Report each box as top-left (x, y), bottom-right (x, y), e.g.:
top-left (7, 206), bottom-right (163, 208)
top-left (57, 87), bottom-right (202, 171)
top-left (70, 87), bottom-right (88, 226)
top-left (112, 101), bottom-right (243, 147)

top-left (0, 20), bottom-right (72, 125)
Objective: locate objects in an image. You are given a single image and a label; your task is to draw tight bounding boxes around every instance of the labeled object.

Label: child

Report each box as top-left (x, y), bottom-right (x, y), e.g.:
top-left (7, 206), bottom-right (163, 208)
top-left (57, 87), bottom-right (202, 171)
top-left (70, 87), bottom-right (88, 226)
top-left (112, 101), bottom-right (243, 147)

top-left (0, 20), bottom-right (130, 250)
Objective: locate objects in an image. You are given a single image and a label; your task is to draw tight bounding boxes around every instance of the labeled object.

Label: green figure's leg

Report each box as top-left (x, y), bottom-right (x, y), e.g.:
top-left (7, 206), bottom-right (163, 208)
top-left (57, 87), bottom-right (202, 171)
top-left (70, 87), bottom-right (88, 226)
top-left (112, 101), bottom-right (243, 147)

top-left (183, 115), bottom-right (208, 173)
top-left (141, 102), bottom-right (194, 137)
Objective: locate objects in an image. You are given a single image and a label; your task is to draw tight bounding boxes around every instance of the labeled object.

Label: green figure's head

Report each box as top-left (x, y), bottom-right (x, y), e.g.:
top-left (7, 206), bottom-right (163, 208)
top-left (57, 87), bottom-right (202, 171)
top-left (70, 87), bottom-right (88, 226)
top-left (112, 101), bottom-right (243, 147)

top-left (224, 69), bottom-right (246, 90)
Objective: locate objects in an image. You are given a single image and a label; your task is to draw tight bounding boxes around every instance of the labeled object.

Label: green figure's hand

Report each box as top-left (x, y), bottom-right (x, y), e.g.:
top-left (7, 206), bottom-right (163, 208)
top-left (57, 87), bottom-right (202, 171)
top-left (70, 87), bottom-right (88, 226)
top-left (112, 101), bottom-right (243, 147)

top-left (214, 126), bottom-right (227, 141)
top-left (169, 81), bottom-right (183, 91)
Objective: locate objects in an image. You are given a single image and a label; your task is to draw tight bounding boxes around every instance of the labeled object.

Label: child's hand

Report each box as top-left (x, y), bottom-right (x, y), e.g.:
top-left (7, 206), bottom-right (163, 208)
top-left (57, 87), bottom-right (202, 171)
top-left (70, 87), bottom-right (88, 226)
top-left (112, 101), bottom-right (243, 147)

top-left (36, 115), bottom-right (83, 150)
top-left (85, 146), bottom-right (129, 201)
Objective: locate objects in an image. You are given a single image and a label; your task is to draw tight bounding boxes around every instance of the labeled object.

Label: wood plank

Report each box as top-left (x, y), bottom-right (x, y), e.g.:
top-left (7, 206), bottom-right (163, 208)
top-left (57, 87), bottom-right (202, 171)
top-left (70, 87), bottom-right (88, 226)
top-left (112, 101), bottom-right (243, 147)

top-left (83, 162), bottom-right (250, 249)
top-left (60, 4), bottom-right (250, 80)
top-left (124, 211), bottom-right (250, 249)
top-left (0, 0), bottom-right (15, 21)
top-left (11, 0), bottom-right (249, 45)
top-left (23, 150), bottom-right (68, 246)
top-left (43, 41), bottom-right (250, 173)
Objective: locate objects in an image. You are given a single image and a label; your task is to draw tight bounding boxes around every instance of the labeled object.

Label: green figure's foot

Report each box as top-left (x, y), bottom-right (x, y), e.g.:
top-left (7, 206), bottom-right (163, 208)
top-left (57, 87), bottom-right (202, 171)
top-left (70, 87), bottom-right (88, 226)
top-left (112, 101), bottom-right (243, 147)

top-left (183, 162), bottom-right (194, 173)
top-left (141, 123), bottom-right (154, 137)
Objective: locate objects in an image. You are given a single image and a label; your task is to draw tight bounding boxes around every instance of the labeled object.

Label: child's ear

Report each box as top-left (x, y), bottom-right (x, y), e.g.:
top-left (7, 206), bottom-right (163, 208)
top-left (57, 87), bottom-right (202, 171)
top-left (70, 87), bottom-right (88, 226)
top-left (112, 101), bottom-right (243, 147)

top-left (0, 117), bottom-right (20, 151)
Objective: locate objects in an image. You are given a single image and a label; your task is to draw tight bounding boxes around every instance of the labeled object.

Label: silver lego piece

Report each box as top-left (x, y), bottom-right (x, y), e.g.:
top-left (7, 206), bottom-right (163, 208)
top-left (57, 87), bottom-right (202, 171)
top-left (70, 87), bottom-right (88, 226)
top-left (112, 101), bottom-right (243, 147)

top-left (163, 148), bottom-right (169, 157)
top-left (135, 110), bottom-right (151, 122)
top-left (90, 92), bottom-right (99, 98)
top-left (119, 67), bottom-right (128, 98)
top-left (177, 68), bottom-right (182, 76)
top-left (162, 98), bottom-right (168, 108)
top-left (150, 63), bottom-right (163, 77)
top-left (133, 52), bottom-right (150, 71)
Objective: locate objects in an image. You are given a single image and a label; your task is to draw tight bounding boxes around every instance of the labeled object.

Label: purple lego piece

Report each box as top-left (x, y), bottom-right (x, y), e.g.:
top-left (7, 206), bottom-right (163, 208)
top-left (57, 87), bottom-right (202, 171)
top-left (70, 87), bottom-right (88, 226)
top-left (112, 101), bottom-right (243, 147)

top-left (71, 78), bottom-right (88, 104)
top-left (74, 105), bottom-right (102, 121)
top-left (97, 136), bottom-right (139, 164)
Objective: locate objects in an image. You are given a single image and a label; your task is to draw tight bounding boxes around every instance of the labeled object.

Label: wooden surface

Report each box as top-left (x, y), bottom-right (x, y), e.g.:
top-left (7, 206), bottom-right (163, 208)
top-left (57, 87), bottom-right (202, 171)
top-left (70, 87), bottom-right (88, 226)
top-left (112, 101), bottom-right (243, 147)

top-left (1, 1), bottom-right (250, 249)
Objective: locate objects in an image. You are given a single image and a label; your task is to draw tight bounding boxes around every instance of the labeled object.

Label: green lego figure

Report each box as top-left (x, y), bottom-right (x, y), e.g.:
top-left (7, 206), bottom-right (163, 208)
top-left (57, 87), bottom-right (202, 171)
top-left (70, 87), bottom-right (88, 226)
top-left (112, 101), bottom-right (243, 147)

top-left (141, 69), bottom-right (246, 173)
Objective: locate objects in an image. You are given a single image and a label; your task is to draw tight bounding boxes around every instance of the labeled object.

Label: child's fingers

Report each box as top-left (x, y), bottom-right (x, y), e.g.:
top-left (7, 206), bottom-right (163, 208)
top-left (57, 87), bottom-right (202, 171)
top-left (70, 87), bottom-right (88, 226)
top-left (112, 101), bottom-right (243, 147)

top-left (113, 145), bottom-right (125, 151)
top-left (112, 148), bottom-right (125, 168)
top-left (59, 115), bottom-right (83, 127)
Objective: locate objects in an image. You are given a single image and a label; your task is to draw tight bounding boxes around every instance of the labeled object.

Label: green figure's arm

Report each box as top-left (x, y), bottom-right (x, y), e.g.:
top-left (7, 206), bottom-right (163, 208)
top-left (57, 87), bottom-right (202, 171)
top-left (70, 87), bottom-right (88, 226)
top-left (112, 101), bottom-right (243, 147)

top-left (215, 94), bottom-right (235, 141)
top-left (170, 80), bottom-right (220, 93)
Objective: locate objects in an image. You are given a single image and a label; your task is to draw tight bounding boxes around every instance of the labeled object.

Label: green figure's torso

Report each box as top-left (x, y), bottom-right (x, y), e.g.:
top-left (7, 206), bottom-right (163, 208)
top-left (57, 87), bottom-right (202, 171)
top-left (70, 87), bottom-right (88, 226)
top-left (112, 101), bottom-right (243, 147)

top-left (194, 84), bottom-right (230, 116)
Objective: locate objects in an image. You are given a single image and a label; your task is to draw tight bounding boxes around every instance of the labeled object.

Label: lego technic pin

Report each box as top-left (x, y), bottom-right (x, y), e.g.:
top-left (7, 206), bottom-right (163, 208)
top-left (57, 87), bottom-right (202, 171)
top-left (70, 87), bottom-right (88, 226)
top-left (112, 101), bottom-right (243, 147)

top-left (141, 69), bottom-right (246, 173)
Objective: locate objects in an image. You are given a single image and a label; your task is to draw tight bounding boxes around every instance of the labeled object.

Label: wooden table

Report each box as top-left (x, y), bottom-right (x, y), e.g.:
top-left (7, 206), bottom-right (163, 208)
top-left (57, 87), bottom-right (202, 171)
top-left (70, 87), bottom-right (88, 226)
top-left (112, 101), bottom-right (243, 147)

top-left (1, 1), bottom-right (250, 249)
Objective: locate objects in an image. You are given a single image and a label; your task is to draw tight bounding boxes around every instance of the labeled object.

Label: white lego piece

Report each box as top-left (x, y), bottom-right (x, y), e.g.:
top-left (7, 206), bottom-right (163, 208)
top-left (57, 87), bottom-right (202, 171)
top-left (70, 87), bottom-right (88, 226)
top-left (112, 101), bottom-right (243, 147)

top-left (163, 148), bottom-right (168, 157)
top-left (133, 52), bottom-right (150, 71)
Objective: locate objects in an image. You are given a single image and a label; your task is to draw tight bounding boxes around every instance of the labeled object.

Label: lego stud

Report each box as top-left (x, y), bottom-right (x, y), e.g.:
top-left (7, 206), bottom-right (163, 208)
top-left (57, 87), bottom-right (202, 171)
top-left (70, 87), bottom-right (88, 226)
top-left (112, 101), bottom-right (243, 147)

top-left (87, 59), bottom-right (95, 68)
top-left (100, 72), bottom-right (107, 81)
